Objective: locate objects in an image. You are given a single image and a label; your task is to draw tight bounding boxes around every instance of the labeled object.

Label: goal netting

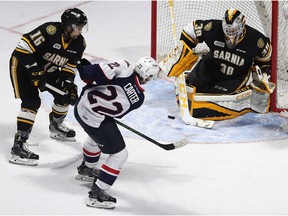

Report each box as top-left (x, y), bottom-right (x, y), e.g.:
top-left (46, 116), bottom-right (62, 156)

top-left (151, 1), bottom-right (288, 112)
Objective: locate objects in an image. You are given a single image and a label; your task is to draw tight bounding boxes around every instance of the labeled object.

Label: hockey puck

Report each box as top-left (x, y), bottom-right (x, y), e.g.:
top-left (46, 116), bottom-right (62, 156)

top-left (168, 115), bottom-right (175, 119)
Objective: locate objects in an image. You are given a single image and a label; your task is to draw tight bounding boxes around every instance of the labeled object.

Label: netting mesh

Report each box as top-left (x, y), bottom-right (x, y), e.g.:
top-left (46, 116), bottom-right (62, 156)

top-left (155, 1), bottom-right (288, 110)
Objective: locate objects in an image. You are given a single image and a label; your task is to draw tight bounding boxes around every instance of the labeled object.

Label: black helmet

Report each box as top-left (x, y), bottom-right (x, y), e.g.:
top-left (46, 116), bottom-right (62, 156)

top-left (61, 8), bottom-right (88, 27)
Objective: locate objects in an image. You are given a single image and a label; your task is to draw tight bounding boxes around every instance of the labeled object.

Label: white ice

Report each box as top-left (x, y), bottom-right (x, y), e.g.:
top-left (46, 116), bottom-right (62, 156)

top-left (0, 1), bottom-right (288, 215)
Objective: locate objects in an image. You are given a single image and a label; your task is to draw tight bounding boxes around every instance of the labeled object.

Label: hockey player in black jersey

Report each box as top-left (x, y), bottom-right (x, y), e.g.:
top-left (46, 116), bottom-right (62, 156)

top-left (74, 57), bottom-right (160, 209)
top-left (160, 9), bottom-right (275, 120)
top-left (9, 8), bottom-right (88, 166)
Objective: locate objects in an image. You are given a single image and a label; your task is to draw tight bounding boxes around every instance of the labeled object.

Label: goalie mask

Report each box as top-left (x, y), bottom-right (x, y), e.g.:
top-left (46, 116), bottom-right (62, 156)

top-left (222, 9), bottom-right (246, 49)
top-left (134, 57), bottom-right (160, 84)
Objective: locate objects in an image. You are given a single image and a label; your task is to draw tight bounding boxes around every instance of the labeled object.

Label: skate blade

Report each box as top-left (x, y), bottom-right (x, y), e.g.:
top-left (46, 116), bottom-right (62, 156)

top-left (86, 198), bottom-right (115, 209)
top-left (9, 155), bottom-right (38, 166)
top-left (75, 174), bottom-right (94, 182)
top-left (50, 133), bottom-right (76, 142)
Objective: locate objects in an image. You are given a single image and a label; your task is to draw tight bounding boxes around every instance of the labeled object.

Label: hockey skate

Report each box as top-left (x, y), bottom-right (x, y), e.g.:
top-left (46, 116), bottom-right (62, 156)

top-left (49, 113), bottom-right (76, 142)
top-left (9, 133), bottom-right (39, 166)
top-left (75, 161), bottom-right (100, 182)
top-left (86, 183), bottom-right (117, 209)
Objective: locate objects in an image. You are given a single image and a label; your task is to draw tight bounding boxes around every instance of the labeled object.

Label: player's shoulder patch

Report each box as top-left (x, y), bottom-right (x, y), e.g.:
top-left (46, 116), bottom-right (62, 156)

top-left (46, 24), bottom-right (57, 35)
top-left (257, 38), bottom-right (265, 49)
top-left (204, 21), bottom-right (212, 31)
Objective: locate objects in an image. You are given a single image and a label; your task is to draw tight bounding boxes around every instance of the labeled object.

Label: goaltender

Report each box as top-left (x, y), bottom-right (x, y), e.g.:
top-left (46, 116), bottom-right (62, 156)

top-left (160, 8), bottom-right (275, 120)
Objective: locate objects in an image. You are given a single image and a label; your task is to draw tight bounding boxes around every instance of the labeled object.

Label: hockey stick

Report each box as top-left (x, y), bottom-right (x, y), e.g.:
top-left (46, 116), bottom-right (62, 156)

top-left (45, 83), bottom-right (188, 150)
top-left (114, 119), bottom-right (188, 150)
top-left (167, 0), bottom-right (214, 129)
top-left (45, 83), bottom-right (66, 95)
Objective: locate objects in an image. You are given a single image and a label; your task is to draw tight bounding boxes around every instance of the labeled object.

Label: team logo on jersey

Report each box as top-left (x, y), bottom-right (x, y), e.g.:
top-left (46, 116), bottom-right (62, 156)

top-left (257, 38), bottom-right (265, 48)
top-left (46, 25), bottom-right (57, 35)
top-left (204, 22), bottom-right (212, 31)
top-left (214, 41), bottom-right (225, 47)
top-left (53, 43), bottom-right (61, 50)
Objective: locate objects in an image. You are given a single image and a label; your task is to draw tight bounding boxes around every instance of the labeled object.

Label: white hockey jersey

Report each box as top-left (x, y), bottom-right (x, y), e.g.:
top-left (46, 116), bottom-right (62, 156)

top-left (76, 60), bottom-right (145, 128)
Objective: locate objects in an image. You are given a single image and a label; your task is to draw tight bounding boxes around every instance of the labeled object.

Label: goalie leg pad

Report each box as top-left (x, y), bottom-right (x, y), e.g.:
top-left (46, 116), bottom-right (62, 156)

top-left (187, 87), bottom-right (253, 120)
top-left (250, 85), bottom-right (271, 113)
top-left (159, 42), bottom-right (199, 77)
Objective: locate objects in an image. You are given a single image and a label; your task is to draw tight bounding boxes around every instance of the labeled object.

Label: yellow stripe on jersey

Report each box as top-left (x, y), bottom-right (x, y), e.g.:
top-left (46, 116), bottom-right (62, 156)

top-left (61, 34), bottom-right (72, 50)
top-left (15, 47), bottom-right (30, 54)
top-left (21, 36), bottom-right (36, 52)
top-left (182, 30), bottom-right (197, 45)
top-left (10, 56), bottom-right (20, 98)
top-left (66, 62), bottom-right (76, 68)
top-left (61, 67), bottom-right (76, 75)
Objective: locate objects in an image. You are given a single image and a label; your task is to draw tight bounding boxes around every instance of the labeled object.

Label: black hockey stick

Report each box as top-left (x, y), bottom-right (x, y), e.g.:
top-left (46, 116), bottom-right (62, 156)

top-left (45, 83), bottom-right (189, 150)
top-left (114, 119), bottom-right (188, 150)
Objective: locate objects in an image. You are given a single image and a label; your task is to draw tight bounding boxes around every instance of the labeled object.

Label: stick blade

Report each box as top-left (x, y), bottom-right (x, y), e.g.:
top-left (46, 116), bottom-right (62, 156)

top-left (182, 112), bottom-right (214, 129)
top-left (157, 137), bottom-right (189, 151)
top-left (173, 138), bottom-right (189, 149)
top-left (184, 119), bottom-right (214, 129)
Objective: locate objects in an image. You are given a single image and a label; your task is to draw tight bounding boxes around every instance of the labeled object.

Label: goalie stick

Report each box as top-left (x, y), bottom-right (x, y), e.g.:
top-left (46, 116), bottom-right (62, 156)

top-left (167, 0), bottom-right (214, 129)
top-left (45, 83), bottom-right (188, 150)
top-left (177, 72), bottom-right (214, 128)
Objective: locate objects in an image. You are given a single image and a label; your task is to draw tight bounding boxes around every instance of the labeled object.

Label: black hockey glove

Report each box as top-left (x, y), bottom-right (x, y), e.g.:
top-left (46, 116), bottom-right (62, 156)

top-left (76, 58), bottom-right (91, 80)
top-left (61, 79), bottom-right (78, 106)
top-left (30, 66), bottom-right (46, 91)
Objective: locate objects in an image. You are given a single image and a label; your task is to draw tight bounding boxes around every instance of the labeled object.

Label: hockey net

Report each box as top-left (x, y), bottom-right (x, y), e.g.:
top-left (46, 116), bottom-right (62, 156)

top-left (151, 1), bottom-right (288, 112)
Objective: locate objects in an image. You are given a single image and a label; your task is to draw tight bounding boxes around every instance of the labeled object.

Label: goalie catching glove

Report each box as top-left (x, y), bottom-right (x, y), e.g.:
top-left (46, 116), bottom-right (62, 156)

top-left (249, 66), bottom-right (276, 113)
top-left (250, 65), bottom-right (275, 94)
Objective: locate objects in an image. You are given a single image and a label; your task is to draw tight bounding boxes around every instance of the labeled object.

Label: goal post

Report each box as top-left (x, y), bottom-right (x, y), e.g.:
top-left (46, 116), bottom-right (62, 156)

top-left (151, 0), bottom-right (288, 112)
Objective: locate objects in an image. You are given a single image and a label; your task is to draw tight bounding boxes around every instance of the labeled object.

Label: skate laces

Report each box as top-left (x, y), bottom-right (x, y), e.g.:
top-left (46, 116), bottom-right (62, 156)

top-left (56, 122), bottom-right (71, 133)
top-left (21, 142), bottom-right (34, 156)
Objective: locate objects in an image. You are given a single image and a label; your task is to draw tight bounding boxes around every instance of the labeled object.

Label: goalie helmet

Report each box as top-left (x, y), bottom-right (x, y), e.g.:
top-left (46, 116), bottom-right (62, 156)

top-left (134, 57), bottom-right (160, 84)
top-left (222, 9), bottom-right (246, 49)
top-left (61, 8), bottom-right (88, 33)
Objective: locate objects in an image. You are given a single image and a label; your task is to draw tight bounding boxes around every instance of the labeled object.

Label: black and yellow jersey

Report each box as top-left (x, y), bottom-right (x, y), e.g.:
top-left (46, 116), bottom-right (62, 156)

top-left (12, 22), bottom-right (86, 79)
top-left (181, 19), bottom-right (271, 80)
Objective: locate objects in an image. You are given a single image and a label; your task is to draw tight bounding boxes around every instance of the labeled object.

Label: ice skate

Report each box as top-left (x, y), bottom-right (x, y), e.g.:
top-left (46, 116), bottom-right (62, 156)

top-left (86, 183), bottom-right (117, 209)
top-left (49, 113), bottom-right (76, 142)
top-left (9, 133), bottom-right (39, 166)
top-left (75, 161), bottom-right (100, 182)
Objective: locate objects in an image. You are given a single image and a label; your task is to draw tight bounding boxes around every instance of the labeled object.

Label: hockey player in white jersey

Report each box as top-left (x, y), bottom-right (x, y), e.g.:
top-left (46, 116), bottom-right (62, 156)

top-left (74, 57), bottom-right (160, 209)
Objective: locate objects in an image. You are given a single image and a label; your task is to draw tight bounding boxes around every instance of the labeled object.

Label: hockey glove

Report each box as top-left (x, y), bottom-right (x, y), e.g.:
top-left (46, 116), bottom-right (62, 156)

top-left (76, 58), bottom-right (92, 84)
top-left (61, 79), bottom-right (78, 106)
top-left (250, 66), bottom-right (275, 94)
top-left (30, 66), bottom-right (46, 91)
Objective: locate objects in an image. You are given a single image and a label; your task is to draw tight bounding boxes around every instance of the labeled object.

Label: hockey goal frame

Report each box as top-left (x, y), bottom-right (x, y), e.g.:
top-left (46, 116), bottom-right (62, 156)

top-left (151, 1), bottom-right (285, 113)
